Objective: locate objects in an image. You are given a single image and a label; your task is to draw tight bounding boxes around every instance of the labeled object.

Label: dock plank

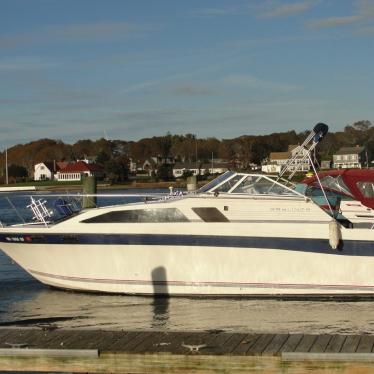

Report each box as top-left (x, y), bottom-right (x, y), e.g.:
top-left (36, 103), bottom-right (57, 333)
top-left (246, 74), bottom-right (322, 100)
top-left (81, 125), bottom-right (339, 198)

top-left (114, 331), bottom-right (154, 352)
top-left (324, 335), bottom-right (346, 353)
top-left (356, 335), bottom-right (374, 353)
top-left (37, 330), bottom-right (78, 349)
top-left (104, 331), bottom-right (140, 352)
top-left (341, 335), bottom-right (361, 353)
top-left (0, 329), bottom-right (30, 348)
top-left (294, 335), bottom-right (317, 352)
top-left (309, 334), bottom-right (332, 353)
top-left (201, 332), bottom-right (234, 355)
top-left (145, 331), bottom-right (193, 354)
top-left (132, 331), bottom-right (169, 353)
top-left (1, 328), bottom-right (374, 361)
top-left (278, 334), bottom-right (303, 353)
top-left (247, 334), bottom-right (274, 355)
top-left (218, 333), bottom-right (248, 354)
top-left (230, 333), bottom-right (259, 355)
top-left (0, 329), bottom-right (45, 348)
top-left (261, 334), bottom-right (289, 355)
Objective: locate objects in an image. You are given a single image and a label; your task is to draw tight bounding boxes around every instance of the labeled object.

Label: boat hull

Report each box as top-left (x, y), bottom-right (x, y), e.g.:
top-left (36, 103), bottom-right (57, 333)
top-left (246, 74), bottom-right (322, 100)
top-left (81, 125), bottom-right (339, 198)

top-left (1, 232), bottom-right (374, 295)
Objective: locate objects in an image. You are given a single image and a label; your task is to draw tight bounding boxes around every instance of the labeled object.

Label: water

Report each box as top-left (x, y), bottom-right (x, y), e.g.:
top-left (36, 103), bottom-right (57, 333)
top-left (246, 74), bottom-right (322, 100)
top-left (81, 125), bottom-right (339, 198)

top-left (1, 190), bottom-right (374, 334)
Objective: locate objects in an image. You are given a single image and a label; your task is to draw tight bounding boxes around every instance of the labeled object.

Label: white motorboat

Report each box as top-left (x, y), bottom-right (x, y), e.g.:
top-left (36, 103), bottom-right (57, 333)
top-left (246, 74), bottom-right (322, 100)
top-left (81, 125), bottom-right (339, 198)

top-left (0, 124), bottom-right (373, 296)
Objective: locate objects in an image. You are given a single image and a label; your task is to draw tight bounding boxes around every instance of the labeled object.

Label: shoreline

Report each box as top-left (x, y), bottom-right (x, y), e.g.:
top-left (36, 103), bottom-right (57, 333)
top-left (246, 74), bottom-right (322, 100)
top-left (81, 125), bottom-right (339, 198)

top-left (0, 180), bottom-right (207, 192)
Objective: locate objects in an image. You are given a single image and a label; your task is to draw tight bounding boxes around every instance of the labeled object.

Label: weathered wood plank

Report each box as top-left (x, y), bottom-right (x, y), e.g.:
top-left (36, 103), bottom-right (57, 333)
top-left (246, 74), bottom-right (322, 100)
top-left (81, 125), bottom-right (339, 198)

top-left (279, 334), bottom-right (303, 353)
top-left (77, 330), bottom-right (125, 350)
top-left (146, 331), bottom-right (193, 354)
top-left (0, 329), bottom-right (45, 348)
top-left (94, 331), bottom-right (129, 351)
top-left (113, 331), bottom-right (153, 352)
top-left (104, 331), bottom-right (140, 351)
top-left (132, 331), bottom-right (168, 353)
top-left (200, 332), bottom-right (234, 355)
top-left (294, 335), bottom-right (317, 352)
top-left (53, 329), bottom-right (91, 349)
top-left (218, 333), bottom-right (248, 354)
top-left (341, 335), bottom-right (361, 353)
top-left (0, 329), bottom-right (31, 348)
top-left (2, 328), bottom-right (374, 360)
top-left (261, 334), bottom-right (289, 356)
top-left (309, 334), bottom-right (332, 353)
top-left (230, 334), bottom-right (259, 355)
top-left (357, 335), bottom-right (374, 353)
top-left (247, 334), bottom-right (274, 355)
top-left (42, 330), bottom-right (84, 349)
top-left (324, 335), bottom-right (346, 353)
top-left (0, 329), bottom-right (18, 345)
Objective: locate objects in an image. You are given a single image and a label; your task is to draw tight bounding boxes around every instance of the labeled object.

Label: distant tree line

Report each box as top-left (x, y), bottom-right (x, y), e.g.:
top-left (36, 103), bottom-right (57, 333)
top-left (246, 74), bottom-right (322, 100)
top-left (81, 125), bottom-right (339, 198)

top-left (0, 120), bottom-right (373, 183)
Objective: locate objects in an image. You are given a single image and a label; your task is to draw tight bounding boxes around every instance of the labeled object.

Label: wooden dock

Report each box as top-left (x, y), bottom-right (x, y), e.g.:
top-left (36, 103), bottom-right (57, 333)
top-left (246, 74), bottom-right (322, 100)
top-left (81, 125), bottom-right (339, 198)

top-left (2, 328), bottom-right (374, 372)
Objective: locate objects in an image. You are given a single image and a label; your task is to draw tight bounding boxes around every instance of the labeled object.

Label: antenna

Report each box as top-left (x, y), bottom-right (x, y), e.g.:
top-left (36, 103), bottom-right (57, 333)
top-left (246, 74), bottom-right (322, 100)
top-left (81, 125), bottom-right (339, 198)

top-left (277, 123), bottom-right (329, 181)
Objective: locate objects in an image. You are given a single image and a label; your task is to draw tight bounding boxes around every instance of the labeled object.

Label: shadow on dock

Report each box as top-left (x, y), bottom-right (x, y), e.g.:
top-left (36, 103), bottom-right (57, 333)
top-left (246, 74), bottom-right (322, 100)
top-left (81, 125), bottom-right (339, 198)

top-left (151, 266), bottom-right (169, 328)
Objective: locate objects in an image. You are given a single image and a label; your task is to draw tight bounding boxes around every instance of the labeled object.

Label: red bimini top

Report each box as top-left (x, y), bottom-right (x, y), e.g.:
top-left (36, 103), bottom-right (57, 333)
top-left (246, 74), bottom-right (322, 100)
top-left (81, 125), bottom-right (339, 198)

top-left (302, 169), bottom-right (374, 209)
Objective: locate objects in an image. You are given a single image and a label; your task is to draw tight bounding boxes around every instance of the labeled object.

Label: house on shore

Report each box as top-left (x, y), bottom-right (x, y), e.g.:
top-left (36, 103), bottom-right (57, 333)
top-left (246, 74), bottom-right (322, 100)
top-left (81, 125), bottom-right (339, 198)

top-left (173, 162), bottom-right (229, 178)
top-left (56, 161), bottom-right (104, 181)
top-left (333, 146), bottom-right (367, 169)
top-left (34, 161), bottom-right (68, 181)
top-left (262, 145), bottom-right (311, 174)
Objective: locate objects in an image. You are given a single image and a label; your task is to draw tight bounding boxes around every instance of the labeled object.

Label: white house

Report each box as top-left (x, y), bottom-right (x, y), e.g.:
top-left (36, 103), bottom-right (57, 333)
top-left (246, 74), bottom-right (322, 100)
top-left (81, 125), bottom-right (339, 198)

top-left (173, 163), bottom-right (200, 178)
top-left (201, 162), bottom-right (229, 175)
top-left (333, 146), bottom-right (366, 169)
top-left (173, 162), bottom-right (229, 178)
top-left (34, 162), bottom-right (55, 181)
top-left (262, 145), bottom-right (311, 174)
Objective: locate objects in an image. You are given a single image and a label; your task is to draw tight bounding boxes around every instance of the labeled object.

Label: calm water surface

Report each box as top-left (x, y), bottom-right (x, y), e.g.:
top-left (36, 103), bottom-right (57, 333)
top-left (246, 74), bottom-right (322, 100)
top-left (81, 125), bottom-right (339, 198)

top-left (1, 190), bottom-right (374, 334)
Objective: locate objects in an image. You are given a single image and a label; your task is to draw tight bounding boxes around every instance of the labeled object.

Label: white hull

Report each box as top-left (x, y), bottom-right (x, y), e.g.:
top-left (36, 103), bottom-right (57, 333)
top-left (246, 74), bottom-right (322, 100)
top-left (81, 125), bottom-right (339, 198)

top-left (1, 168), bottom-right (373, 297)
top-left (2, 223), bottom-right (374, 296)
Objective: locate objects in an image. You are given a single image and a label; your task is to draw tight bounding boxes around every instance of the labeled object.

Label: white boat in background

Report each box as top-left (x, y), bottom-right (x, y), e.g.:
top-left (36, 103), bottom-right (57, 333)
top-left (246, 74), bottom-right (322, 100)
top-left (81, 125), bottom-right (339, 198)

top-left (0, 186), bottom-right (37, 192)
top-left (0, 124), bottom-right (373, 296)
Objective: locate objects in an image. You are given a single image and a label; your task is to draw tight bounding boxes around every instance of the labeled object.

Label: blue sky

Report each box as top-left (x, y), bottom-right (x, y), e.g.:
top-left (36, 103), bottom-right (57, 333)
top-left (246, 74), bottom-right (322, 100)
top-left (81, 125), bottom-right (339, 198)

top-left (1, 0), bottom-right (374, 148)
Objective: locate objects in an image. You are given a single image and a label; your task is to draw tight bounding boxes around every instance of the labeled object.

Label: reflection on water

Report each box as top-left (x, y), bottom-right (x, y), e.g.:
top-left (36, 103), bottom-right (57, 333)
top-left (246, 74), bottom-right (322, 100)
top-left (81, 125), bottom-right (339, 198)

top-left (2, 251), bottom-right (374, 334)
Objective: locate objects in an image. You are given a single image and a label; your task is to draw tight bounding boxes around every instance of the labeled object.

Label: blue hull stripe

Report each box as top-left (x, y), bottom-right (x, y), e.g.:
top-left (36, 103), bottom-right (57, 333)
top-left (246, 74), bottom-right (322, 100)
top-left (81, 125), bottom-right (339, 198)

top-left (0, 233), bottom-right (373, 256)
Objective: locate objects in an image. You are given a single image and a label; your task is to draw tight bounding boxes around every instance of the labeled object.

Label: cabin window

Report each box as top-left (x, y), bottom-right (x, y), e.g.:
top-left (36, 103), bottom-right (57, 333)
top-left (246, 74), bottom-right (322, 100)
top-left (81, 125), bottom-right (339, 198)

top-left (357, 181), bottom-right (374, 198)
top-left (192, 207), bottom-right (229, 222)
top-left (81, 208), bottom-right (189, 223)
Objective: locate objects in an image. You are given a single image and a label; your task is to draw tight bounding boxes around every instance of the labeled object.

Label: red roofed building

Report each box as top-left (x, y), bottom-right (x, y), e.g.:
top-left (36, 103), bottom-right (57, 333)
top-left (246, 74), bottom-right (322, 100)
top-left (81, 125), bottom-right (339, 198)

top-left (56, 161), bottom-right (104, 182)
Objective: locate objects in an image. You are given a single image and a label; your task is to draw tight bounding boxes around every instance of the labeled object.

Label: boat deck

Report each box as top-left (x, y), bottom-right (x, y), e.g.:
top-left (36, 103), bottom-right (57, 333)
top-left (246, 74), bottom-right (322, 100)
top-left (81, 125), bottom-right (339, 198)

top-left (2, 328), bottom-right (374, 372)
